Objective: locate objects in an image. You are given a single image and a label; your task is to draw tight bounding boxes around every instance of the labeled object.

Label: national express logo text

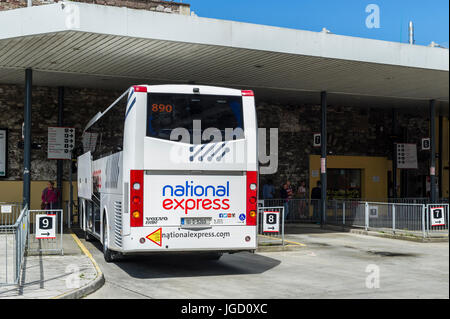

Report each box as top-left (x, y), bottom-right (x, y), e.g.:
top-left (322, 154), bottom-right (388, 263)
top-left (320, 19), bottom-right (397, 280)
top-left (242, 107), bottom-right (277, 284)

top-left (162, 181), bottom-right (230, 214)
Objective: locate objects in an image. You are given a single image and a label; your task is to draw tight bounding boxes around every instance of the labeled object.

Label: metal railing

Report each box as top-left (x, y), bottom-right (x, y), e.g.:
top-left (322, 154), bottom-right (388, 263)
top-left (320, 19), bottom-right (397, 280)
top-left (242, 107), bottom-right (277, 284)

top-left (27, 209), bottom-right (64, 256)
top-left (326, 201), bottom-right (426, 232)
top-left (62, 200), bottom-right (78, 229)
top-left (425, 204), bottom-right (449, 236)
top-left (259, 199), bottom-right (449, 238)
top-left (260, 199), bottom-right (320, 223)
top-left (324, 200), bottom-right (448, 238)
top-left (0, 205), bottom-right (28, 285)
top-left (0, 202), bottom-right (23, 226)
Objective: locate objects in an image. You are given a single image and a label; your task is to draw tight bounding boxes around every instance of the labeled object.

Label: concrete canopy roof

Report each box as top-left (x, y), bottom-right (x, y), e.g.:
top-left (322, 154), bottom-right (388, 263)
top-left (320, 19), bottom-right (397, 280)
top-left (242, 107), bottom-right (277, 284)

top-left (0, 2), bottom-right (448, 114)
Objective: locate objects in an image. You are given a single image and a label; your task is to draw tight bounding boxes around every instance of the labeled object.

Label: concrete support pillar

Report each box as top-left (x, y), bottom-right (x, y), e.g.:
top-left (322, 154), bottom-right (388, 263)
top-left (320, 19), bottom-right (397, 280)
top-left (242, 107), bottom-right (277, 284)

top-left (392, 108), bottom-right (398, 198)
top-left (23, 68), bottom-right (32, 208)
top-left (430, 100), bottom-right (436, 203)
top-left (438, 115), bottom-right (443, 200)
top-left (320, 91), bottom-right (327, 225)
top-left (57, 87), bottom-right (64, 208)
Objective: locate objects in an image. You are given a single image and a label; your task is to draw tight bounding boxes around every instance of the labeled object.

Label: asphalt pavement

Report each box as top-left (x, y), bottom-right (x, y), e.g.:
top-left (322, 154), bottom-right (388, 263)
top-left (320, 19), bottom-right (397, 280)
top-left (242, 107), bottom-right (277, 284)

top-left (81, 227), bottom-right (449, 299)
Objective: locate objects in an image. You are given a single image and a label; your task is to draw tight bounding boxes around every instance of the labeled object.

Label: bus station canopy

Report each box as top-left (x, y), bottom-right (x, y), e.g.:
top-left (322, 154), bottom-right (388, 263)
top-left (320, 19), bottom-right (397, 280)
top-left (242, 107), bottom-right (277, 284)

top-left (0, 2), bottom-right (448, 113)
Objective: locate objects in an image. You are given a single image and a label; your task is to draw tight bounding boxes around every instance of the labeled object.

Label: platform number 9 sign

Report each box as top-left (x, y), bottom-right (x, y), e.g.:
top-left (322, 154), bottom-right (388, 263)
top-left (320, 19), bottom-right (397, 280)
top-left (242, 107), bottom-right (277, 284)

top-left (40, 216), bottom-right (53, 230)
top-left (36, 214), bottom-right (56, 239)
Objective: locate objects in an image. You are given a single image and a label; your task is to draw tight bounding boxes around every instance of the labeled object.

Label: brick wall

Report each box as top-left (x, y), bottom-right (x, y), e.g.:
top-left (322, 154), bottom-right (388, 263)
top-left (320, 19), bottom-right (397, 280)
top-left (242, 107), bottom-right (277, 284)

top-left (0, 0), bottom-right (190, 15)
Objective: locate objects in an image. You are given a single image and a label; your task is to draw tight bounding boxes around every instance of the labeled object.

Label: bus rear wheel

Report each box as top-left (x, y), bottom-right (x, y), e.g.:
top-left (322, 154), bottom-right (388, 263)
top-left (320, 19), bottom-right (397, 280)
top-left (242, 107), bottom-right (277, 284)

top-left (103, 217), bottom-right (117, 263)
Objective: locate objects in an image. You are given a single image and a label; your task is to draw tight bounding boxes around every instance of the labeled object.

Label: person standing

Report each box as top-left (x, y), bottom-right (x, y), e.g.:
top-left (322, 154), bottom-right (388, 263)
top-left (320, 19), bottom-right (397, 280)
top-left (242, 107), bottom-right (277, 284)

top-left (297, 181), bottom-right (307, 218)
top-left (41, 181), bottom-right (60, 210)
top-left (262, 179), bottom-right (275, 206)
top-left (281, 181), bottom-right (293, 221)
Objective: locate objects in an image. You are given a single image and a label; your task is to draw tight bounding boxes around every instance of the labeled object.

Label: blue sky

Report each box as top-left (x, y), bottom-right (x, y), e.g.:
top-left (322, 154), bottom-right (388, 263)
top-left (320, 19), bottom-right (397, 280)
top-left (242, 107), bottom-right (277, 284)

top-left (186, 0), bottom-right (449, 47)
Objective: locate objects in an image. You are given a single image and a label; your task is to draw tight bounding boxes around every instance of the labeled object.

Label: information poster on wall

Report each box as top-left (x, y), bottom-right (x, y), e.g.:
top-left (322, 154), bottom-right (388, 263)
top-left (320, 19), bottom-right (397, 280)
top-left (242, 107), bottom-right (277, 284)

top-left (396, 143), bottom-right (418, 169)
top-left (48, 127), bottom-right (75, 160)
top-left (0, 129), bottom-right (7, 177)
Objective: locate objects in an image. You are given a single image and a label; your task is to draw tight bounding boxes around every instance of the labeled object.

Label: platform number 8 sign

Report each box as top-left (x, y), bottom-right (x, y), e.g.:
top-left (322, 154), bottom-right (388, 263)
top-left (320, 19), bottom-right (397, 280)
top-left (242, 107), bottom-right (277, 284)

top-left (263, 211), bottom-right (280, 233)
top-left (430, 207), bottom-right (446, 227)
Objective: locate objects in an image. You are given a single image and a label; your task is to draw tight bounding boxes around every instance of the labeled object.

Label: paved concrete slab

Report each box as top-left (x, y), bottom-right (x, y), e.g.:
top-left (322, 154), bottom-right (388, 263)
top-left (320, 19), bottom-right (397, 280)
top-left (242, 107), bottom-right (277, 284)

top-left (0, 232), bottom-right (101, 299)
top-left (0, 234), bottom-right (15, 284)
top-left (285, 223), bottom-right (448, 242)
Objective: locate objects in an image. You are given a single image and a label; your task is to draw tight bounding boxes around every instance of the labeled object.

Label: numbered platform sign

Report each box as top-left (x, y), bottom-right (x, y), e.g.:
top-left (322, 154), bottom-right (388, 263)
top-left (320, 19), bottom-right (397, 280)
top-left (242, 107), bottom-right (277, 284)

top-left (263, 211), bottom-right (280, 233)
top-left (369, 206), bottom-right (379, 219)
top-left (430, 207), bottom-right (446, 227)
top-left (36, 214), bottom-right (56, 239)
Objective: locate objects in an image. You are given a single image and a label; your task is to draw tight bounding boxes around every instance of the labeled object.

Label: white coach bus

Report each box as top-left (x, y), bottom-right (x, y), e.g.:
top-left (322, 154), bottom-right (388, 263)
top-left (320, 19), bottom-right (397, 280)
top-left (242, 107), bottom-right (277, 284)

top-left (77, 85), bottom-right (258, 262)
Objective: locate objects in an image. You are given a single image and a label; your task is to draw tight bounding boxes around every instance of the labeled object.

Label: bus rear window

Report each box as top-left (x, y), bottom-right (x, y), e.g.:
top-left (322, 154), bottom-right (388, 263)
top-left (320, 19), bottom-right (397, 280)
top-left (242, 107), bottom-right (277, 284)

top-left (146, 93), bottom-right (244, 144)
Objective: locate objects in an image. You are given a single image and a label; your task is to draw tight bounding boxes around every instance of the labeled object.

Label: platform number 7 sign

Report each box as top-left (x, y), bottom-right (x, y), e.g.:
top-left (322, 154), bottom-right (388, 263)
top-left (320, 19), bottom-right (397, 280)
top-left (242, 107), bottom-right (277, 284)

top-left (430, 207), bottom-right (446, 227)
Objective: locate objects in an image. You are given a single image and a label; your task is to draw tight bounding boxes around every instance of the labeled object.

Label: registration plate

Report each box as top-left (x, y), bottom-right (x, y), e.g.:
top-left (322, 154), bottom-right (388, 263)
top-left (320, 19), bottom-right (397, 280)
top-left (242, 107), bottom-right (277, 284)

top-left (181, 217), bottom-right (212, 226)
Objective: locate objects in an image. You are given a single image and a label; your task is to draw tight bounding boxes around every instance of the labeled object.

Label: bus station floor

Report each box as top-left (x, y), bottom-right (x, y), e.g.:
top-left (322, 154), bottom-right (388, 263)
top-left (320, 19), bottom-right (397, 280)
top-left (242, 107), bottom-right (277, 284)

top-left (82, 226), bottom-right (449, 299)
top-left (0, 232), bottom-right (99, 299)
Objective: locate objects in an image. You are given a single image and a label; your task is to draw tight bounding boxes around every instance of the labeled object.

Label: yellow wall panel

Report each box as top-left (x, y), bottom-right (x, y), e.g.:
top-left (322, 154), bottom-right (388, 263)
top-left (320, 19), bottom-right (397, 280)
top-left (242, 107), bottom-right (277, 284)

top-left (0, 181), bottom-right (77, 210)
top-left (309, 155), bottom-right (389, 200)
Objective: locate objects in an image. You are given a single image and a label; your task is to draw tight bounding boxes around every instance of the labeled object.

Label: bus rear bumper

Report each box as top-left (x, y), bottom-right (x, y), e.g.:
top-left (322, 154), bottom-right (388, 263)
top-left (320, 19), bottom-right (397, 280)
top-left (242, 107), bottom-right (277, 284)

top-left (119, 248), bottom-right (256, 256)
top-left (116, 225), bottom-right (257, 253)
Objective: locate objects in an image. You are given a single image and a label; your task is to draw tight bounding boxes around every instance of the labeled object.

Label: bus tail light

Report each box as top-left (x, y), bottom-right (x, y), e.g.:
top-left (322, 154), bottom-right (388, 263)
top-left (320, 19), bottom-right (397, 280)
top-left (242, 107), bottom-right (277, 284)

top-left (246, 171), bottom-right (258, 226)
top-left (130, 170), bottom-right (144, 227)
top-left (133, 85), bottom-right (148, 93)
top-left (241, 90), bottom-right (254, 97)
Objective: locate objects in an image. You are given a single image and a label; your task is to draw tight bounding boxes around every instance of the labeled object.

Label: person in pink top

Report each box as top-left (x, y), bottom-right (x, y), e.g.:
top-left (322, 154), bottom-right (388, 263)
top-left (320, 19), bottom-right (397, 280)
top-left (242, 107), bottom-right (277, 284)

top-left (41, 181), bottom-right (60, 210)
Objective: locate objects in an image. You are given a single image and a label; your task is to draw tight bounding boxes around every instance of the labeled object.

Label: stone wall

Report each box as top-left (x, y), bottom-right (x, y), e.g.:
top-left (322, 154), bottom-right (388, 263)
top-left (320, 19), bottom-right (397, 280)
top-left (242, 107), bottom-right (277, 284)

top-left (0, 0), bottom-right (190, 15)
top-left (257, 102), bottom-right (431, 195)
top-left (0, 84), bottom-right (432, 192)
top-left (0, 84), bottom-right (121, 181)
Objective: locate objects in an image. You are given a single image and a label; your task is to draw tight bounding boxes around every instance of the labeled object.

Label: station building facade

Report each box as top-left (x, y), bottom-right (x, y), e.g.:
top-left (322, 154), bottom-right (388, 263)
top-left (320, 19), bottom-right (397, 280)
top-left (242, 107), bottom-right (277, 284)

top-left (1, 84), bottom-right (447, 209)
top-left (0, 1), bottom-right (448, 210)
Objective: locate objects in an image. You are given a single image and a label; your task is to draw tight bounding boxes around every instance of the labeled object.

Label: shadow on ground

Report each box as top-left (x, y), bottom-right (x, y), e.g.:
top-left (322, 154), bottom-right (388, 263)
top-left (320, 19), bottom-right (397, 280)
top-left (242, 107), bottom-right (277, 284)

top-left (73, 228), bottom-right (282, 280)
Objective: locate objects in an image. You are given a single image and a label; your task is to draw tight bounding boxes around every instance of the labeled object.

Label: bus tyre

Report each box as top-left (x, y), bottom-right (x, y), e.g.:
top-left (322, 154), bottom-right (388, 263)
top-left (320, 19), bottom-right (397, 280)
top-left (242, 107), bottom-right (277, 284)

top-left (85, 230), bottom-right (94, 242)
top-left (103, 218), bottom-right (116, 263)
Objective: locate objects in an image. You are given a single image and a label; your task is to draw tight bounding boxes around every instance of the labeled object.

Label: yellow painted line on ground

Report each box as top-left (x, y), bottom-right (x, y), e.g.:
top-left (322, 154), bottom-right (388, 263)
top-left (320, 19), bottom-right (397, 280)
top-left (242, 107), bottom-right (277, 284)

top-left (284, 239), bottom-right (307, 247)
top-left (70, 232), bottom-right (102, 275)
top-left (258, 234), bottom-right (306, 247)
top-left (51, 232), bottom-right (103, 299)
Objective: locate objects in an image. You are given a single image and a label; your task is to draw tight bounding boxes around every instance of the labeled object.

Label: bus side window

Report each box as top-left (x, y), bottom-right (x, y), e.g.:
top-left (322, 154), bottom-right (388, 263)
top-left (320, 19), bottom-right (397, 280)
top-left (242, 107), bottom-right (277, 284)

top-left (88, 98), bottom-right (127, 160)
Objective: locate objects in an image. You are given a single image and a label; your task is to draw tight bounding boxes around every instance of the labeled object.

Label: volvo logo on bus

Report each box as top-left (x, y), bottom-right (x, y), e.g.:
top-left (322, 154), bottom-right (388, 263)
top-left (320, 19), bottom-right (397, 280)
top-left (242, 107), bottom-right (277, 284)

top-left (162, 181), bottom-right (231, 214)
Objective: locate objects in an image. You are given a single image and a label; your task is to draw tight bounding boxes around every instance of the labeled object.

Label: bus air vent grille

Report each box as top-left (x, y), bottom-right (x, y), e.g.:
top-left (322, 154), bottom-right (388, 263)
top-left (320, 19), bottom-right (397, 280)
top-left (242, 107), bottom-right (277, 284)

top-left (114, 201), bottom-right (123, 248)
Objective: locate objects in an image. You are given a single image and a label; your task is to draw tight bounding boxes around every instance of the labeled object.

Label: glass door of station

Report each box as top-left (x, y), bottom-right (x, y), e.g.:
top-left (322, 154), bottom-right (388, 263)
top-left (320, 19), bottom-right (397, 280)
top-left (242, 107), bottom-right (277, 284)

top-left (327, 169), bottom-right (362, 199)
